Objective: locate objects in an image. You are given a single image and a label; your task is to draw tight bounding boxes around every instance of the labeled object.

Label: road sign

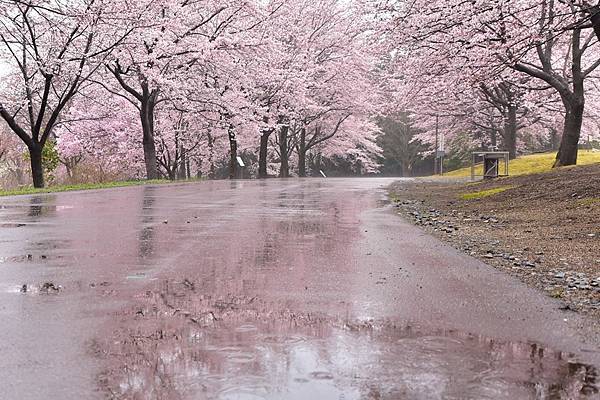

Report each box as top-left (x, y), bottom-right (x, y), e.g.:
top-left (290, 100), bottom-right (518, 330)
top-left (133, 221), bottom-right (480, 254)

top-left (435, 150), bottom-right (445, 158)
top-left (236, 156), bottom-right (245, 167)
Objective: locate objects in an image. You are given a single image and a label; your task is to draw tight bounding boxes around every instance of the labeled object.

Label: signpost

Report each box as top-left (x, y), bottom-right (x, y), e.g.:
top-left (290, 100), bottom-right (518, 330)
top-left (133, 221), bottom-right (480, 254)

top-left (436, 150), bottom-right (445, 175)
top-left (434, 115), bottom-right (445, 175)
top-left (236, 156), bottom-right (245, 179)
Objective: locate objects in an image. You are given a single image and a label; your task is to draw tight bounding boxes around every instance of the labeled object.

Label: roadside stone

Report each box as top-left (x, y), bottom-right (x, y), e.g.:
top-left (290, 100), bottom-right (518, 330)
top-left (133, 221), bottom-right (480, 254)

top-left (522, 261), bottom-right (536, 268)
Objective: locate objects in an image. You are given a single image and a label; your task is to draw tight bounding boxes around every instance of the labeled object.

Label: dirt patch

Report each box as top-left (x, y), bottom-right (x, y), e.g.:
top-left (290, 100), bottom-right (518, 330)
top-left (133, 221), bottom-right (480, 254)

top-left (390, 163), bottom-right (600, 318)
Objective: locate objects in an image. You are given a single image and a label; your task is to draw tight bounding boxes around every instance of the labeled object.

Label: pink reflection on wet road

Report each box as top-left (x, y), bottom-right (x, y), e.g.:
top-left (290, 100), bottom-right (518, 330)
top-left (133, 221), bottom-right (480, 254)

top-left (0, 179), bottom-right (598, 399)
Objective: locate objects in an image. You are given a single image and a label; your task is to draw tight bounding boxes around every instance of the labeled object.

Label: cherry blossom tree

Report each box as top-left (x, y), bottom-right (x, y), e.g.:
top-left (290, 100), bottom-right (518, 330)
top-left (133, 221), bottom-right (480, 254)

top-left (104, 0), bottom-right (263, 180)
top-left (0, 0), bottom-right (404, 186)
top-left (379, 0), bottom-right (600, 167)
top-left (55, 90), bottom-right (145, 179)
top-left (317, 115), bottom-right (382, 175)
top-left (0, 0), bottom-right (136, 187)
top-left (252, 0), bottom-right (382, 178)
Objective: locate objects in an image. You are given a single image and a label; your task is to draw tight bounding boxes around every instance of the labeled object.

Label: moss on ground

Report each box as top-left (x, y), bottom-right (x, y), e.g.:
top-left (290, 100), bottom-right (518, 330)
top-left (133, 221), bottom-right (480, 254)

top-left (459, 185), bottom-right (515, 200)
top-left (579, 197), bottom-right (600, 206)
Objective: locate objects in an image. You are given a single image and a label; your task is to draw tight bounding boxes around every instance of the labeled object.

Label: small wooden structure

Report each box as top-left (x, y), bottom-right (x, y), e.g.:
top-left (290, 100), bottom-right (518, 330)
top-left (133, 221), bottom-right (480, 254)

top-left (471, 151), bottom-right (509, 180)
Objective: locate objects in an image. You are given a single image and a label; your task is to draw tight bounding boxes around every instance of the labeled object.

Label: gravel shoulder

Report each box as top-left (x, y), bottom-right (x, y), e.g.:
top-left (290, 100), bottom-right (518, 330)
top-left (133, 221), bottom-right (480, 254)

top-left (390, 163), bottom-right (600, 318)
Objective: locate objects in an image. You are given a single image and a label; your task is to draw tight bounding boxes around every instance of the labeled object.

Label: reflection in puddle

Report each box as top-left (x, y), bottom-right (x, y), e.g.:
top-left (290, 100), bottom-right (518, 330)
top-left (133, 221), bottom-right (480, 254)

top-left (0, 222), bottom-right (28, 228)
top-left (98, 282), bottom-right (598, 400)
top-left (1, 179), bottom-right (598, 400)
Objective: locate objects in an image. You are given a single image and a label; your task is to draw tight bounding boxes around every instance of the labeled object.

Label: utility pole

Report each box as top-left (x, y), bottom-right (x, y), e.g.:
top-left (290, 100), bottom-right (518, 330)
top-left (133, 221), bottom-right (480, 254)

top-left (439, 118), bottom-right (444, 176)
top-left (434, 115), bottom-right (439, 175)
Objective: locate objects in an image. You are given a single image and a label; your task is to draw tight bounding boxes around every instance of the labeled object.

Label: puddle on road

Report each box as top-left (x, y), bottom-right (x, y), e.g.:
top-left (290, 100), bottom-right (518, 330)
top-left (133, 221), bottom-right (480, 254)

top-left (96, 281), bottom-right (598, 400)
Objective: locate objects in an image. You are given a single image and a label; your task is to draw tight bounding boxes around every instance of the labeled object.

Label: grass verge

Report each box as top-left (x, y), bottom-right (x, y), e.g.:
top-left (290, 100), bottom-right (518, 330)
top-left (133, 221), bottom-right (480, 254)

top-left (0, 179), bottom-right (197, 197)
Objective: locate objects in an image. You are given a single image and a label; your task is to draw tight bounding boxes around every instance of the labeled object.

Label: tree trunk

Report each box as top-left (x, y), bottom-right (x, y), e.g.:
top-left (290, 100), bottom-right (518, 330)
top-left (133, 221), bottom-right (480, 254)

top-left (207, 130), bottom-right (215, 179)
top-left (400, 160), bottom-right (413, 177)
top-left (167, 168), bottom-right (176, 181)
top-left (549, 128), bottom-right (560, 150)
top-left (65, 162), bottom-right (73, 181)
top-left (554, 100), bottom-right (584, 167)
top-left (504, 104), bottom-right (518, 159)
top-left (298, 128), bottom-right (307, 177)
top-left (141, 99), bottom-right (158, 180)
top-left (228, 124), bottom-right (238, 179)
top-left (298, 150), bottom-right (307, 177)
top-left (29, 144), bottom-right (44, 188)
top-left (258, 131), bottom-right (271, 179)
top-left (15, 168), bottom-right (25, 186)
top-left (557, 27), bottom-right (584, 167)
top-left (177, 144), bottom-right (186, 180)
top-left (278, 125), bottom-right (289, 178)
top-left (489, 130), bottom-right (497, 149)
top-left (314, 153), bottom-right (322, 175)
top-left (590, 4), bottom-right (600, 43)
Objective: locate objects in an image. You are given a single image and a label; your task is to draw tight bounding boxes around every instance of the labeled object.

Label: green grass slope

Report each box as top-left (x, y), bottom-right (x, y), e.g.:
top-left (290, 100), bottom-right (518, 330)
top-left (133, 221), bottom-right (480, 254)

top-left (444, 150), bottom-right (600, 178)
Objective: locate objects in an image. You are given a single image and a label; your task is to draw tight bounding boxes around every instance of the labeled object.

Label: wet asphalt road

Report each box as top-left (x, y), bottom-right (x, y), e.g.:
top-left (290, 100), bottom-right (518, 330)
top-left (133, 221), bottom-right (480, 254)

top-left (0, 178), bottom-right (598, 399)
